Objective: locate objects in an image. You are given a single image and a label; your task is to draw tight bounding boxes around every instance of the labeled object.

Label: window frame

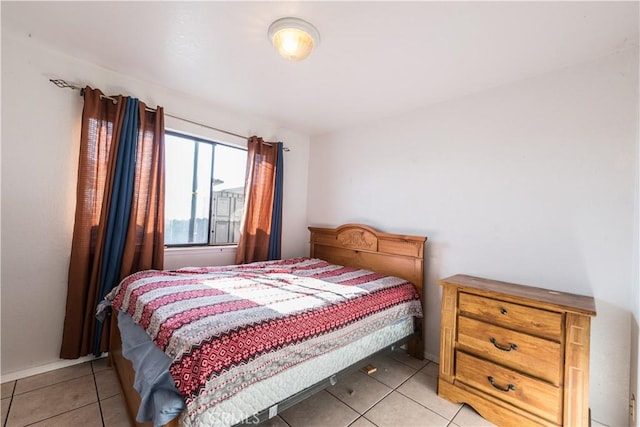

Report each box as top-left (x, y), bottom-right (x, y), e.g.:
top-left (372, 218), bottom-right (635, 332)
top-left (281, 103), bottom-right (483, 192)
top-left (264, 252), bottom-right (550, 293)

top-left (164, 130), bottom-right (246, 248)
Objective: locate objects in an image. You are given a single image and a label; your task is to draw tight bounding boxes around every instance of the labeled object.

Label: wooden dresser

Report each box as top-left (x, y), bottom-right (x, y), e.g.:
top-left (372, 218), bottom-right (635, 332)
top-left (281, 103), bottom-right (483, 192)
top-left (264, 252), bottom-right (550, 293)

top-left (437, 275), bottom-right (596, 426)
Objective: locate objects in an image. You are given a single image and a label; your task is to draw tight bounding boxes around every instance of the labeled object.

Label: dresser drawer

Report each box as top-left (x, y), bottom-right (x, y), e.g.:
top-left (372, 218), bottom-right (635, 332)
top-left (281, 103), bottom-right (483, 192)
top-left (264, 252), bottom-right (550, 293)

top-left (456, 351), bottom-right (562, 424)
top-left (459, 293), bottom-right (563, 339)
top-left (458, 316), bottom-right (562, 385)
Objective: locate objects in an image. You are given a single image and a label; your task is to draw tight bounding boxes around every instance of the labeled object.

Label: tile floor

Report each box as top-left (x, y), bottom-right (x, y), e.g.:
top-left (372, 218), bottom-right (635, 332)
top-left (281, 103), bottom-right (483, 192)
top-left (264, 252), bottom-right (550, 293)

top-left (1, 349), bottom-right (608, 427)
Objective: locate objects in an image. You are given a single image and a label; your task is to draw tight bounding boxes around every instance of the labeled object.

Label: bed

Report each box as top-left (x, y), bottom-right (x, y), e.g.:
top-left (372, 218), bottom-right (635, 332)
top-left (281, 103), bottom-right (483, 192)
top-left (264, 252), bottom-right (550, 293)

top-left (106, 224), bottom-right (427, 427)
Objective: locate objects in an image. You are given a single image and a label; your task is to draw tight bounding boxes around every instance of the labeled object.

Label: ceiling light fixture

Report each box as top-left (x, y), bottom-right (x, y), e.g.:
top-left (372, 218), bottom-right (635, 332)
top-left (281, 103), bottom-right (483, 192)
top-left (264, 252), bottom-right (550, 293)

top-left (268, 17), bottom-right (320, 62)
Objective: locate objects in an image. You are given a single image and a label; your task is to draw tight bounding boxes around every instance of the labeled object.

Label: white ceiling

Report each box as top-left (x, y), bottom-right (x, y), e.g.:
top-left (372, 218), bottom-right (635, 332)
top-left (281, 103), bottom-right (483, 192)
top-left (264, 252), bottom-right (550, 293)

top-left (3, 1), bottom-right (638, 136)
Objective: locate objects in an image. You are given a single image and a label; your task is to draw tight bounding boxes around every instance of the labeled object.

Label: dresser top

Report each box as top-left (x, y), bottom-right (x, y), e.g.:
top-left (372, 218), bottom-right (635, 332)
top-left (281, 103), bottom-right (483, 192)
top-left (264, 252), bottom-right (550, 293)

top-left (438, 274), bottom-right (596, 316)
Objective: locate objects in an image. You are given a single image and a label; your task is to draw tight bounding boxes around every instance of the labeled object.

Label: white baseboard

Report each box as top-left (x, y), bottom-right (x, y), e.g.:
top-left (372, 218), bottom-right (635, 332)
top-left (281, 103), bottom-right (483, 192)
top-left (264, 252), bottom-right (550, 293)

top-left (424, 351), bottom-right (440, 364)
top-left (1, 354), bottom-right (106, 383)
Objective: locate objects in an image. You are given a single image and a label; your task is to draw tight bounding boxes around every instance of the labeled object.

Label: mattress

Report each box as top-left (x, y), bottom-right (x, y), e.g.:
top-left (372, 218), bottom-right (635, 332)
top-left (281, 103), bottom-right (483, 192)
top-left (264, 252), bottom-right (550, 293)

top-left (106, 257), bottom-right (423, 426)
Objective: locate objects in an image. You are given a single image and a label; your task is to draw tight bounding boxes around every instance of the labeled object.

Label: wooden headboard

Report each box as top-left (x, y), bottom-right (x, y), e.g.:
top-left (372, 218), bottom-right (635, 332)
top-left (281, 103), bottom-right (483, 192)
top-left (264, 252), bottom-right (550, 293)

top-left (309, 224), bottom-right (427, 357)
top-left (308, 224), bottom-right (426, 291)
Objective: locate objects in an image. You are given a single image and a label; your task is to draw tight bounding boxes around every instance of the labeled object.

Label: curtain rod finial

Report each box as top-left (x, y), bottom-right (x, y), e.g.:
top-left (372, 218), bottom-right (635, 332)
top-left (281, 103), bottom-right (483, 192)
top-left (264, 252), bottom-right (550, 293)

top-left (49, 78), bottom-right (82, 91)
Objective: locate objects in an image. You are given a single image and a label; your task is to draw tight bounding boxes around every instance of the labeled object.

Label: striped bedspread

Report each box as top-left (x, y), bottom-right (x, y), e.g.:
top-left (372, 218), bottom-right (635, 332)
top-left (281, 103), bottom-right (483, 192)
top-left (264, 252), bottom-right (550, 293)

top-left (106, 257), bottom-right (422, 424)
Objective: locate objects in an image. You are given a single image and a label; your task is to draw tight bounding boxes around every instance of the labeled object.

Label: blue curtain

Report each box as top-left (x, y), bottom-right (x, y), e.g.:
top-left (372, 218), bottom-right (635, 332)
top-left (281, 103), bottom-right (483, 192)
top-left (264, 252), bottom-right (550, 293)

top-left (267, 142), bottom-right (284, 260)
top-left (92, 97), bottom-right (139, 355)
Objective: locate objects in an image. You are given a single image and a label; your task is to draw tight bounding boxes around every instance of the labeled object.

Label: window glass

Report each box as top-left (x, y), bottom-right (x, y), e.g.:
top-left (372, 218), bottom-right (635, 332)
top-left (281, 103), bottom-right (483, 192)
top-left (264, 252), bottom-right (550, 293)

top-left (212, 144), bottom-right (246, 244)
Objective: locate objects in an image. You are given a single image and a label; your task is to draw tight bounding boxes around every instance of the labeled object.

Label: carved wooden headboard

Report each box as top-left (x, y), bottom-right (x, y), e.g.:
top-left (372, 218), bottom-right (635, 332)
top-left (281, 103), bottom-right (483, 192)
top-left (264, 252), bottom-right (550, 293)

top-left (308, 224), bottom-right (426, 299)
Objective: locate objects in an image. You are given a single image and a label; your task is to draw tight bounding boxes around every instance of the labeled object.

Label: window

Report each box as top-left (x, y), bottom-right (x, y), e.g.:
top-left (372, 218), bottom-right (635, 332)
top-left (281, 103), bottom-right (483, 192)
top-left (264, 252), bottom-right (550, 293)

top-left (164, 131), bottom-right (247, 246)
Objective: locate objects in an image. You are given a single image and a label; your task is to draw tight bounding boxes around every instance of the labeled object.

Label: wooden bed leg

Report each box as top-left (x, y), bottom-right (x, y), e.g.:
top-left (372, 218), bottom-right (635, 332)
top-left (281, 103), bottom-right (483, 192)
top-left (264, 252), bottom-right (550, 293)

top-left (407, 318), bottom-right (424, 360)
top-left (408, 337), bottom-right (424, 360)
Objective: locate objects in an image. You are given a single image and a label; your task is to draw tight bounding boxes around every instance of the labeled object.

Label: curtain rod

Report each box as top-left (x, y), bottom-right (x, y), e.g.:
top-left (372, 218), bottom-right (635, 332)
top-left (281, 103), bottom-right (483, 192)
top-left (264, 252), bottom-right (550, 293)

top-left (49, 79), bottom-right (290, 151)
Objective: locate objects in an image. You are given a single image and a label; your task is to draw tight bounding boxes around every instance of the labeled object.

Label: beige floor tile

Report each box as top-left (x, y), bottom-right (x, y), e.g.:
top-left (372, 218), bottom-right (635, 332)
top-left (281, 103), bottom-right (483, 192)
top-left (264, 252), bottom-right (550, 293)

top-left (349, 416), bottom-right (377, 427)
top-left (396, 370), bottom-right (462, 420)
top-left (1, 381), bottom-right (15, 399)
top-left (366, 355), bottom-right (418, 389)
top-left (388, 348), bottom-right (429, 371)
top-left (420, 362), bottom-right (439, 378)
top-left (14, 362), bottom-right (92, 395)
top-left (6, 375), bottom-right (97, 426)
top-left (2, 397), bottom-right (10, 426)
top-left (328, 370), bottom-right (392, 414)
top-left (101, 393), bottom-right (132, 427)
top-left (260, 415), bottom-right (289, 427)
top-left (91, 356), bottom-right (110, 373)
top-left (364, 391), bottom-right (448, 427)
top-left (28, 403), bottom-right (103, 427)
top-left (95, 368), bottom-right (121, 400)
top-left (450, 404), bottom-right (496, 427)
top-left (281, 390), bottom-right (359, 427)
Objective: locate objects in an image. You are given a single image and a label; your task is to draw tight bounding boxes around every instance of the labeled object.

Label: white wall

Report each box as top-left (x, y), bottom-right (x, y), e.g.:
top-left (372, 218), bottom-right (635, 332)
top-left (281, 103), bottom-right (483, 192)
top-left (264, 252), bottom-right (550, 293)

top-left (633, 80), bottom-right (640, 422)
top-left (0, 31), bottom-right (310, 377)
top-left (308, 48), bottom-right (638, 426)
top-left (632, 160), bottom-right (639, 427)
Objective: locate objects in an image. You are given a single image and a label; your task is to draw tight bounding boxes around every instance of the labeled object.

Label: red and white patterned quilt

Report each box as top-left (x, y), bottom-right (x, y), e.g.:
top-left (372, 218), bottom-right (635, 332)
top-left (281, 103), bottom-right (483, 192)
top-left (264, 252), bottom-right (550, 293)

top-left (107, 257), bottom-right (422, 424)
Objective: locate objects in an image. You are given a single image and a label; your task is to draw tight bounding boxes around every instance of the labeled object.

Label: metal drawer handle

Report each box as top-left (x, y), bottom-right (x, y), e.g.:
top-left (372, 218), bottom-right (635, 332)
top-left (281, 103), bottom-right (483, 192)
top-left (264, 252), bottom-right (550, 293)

top-left (487, 376), bottom-right (516, 392)
top-left (489, 337), bottom-right (518, 352)
top-left (500, 308), bottom-right (508, 315)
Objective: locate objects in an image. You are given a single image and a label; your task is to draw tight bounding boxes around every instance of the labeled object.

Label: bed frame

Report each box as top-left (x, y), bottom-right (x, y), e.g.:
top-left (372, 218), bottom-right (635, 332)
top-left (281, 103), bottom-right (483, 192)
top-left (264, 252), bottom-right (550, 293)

top-left (109, 223), bottom-right (427, 427)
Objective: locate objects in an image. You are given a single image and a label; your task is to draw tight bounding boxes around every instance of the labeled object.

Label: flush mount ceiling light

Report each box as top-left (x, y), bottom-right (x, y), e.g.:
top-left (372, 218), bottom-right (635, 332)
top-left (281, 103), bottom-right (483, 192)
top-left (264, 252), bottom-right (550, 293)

top-left (268, 17), bottom-right (320, 62)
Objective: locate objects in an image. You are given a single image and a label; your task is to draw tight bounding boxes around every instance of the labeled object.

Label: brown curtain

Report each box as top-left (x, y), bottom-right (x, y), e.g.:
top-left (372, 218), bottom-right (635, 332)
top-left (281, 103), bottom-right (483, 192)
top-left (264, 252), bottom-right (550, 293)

top-left (60, 87), bottom-right (165, 359)
top-left (235, 136), bottom-right (278, 264)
